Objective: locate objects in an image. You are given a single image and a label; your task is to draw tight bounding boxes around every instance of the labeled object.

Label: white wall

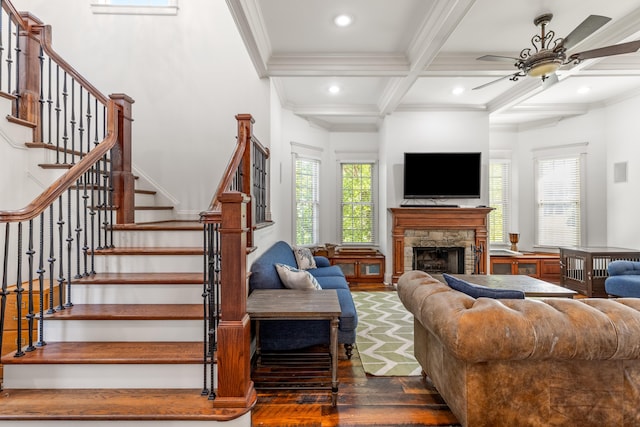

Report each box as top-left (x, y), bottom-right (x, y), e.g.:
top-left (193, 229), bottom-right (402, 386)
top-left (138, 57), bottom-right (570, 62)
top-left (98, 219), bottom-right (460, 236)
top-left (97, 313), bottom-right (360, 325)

top-left (380, 110), bottom-right (491, 281)
top-left (17, 0), bottom-right (270, 217)
top-left (514, 110), bottom-right (608, 251)
top-left (605, 94), bottom-right (640, 249)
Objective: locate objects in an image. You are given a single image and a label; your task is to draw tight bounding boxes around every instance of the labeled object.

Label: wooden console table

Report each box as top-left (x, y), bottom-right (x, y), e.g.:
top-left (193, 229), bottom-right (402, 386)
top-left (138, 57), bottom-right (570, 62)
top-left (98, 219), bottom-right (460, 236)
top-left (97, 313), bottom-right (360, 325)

top-left (247, 289), bottom-right (341, 406)
top-left (390, 207), bottom-right (493, 283)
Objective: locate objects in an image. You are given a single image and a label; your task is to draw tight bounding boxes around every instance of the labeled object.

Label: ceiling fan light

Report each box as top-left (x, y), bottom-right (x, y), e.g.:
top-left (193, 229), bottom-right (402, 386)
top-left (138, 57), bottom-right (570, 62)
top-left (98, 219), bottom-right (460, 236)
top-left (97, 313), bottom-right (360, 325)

top-left (528, 60), bottom-right (561, 77)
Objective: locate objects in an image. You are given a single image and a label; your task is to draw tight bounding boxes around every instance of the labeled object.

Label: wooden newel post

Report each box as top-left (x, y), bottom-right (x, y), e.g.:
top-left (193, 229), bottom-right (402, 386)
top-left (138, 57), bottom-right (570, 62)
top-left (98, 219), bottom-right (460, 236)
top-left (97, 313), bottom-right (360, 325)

top-left (18, 14), bottom-right (44, 141)
top-left (110, 93), bottom-right (135, 224)
top-left (214, 192), bottom-right (256, 408)
top-left (235, 113), bottom-right (254, 249)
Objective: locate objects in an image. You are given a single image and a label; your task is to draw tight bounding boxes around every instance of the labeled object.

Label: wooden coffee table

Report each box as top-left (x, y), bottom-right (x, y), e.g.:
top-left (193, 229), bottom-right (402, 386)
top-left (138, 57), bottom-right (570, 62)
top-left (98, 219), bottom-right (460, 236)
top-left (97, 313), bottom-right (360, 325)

top-left (246, 289), bottom-right (341, 406)
top-left (449, 274), bottom-right (578, 298)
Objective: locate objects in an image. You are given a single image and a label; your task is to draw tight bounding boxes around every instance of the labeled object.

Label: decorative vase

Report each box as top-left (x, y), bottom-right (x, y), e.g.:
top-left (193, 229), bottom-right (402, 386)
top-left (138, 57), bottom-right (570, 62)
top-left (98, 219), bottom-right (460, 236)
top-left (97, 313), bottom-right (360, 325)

top-left (509, 233), bottom-right (519, 252)
top-left (325, 243), bottom-right (337, 257)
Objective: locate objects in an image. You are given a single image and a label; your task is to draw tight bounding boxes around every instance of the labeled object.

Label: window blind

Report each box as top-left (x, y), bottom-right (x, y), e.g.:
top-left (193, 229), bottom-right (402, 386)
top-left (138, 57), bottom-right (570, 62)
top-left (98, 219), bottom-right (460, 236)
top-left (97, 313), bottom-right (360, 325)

top-left (536, 156), bottom-right (582, 247)
top-left (489, 160), bottom-right (510, 244)
top-left (295, 157), bottom-right (319, 245)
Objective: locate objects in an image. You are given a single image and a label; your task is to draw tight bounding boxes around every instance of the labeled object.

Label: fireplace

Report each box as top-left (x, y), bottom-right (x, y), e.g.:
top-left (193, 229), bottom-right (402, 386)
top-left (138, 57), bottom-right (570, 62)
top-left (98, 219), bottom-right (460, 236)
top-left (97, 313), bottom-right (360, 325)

top-left (390, 207), bottom-right (492, 283)
top-left (413, 247), bottom-right (465, 274)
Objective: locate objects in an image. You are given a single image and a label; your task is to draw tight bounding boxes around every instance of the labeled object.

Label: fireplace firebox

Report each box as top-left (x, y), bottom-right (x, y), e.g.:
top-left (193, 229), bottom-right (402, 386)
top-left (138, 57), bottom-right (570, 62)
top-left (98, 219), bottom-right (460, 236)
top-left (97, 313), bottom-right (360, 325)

top-left (413, 247), bottom-right (465, 274)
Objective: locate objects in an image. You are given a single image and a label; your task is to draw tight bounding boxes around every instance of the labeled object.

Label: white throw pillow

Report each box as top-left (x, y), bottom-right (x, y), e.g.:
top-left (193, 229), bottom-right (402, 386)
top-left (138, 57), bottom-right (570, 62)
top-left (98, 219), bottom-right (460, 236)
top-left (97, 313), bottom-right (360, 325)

top-left (293, 246), bottom-right (317, 270)
top-left (275, 263), bottom-right (321, 290)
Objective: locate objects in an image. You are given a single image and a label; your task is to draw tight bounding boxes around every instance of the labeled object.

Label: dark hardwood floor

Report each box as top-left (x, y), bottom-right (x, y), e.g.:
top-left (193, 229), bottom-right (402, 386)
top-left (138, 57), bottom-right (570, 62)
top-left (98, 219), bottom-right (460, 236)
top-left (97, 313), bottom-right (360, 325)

top-left (251, 283), bottom-right (461, 427)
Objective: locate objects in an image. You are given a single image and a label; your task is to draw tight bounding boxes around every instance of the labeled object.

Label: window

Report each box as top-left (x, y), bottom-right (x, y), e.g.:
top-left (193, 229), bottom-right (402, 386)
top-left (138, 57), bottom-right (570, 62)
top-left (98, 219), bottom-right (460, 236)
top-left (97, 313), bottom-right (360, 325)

top-left (535, 155), bottom-right (584, 247)
top-left (340, 162), bottom-right (376, 245)
top-left (489, 159), bottom-right (510, 244)
top-left (294, 157), bottom-right (320, 246)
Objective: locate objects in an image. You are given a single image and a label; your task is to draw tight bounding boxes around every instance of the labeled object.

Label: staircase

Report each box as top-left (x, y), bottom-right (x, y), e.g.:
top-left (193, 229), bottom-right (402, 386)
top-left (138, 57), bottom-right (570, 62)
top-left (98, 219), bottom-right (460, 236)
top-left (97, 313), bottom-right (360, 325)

top-left (0, 213), bottom-right (250, 425)
top-left (1, 99), bottom-right (249, 425)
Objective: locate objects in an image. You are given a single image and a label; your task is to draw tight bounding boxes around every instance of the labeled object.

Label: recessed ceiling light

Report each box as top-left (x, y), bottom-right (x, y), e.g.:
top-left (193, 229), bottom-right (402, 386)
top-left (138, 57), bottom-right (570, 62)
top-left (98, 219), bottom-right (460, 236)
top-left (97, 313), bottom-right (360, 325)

top-left (577, 86), bottom-right (591, 94)
top-left (452, 86), bottom-right (465, 95)
top-left (334, 14), bottom-right (353, 27)
top-left (328, 85), bottom-right (341, 94)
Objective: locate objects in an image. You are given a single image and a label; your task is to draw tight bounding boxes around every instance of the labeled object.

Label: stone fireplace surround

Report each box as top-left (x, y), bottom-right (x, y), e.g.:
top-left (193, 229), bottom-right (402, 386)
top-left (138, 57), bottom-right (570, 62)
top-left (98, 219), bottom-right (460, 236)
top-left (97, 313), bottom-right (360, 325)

top-left (390, 207), bottom-right (492, 284)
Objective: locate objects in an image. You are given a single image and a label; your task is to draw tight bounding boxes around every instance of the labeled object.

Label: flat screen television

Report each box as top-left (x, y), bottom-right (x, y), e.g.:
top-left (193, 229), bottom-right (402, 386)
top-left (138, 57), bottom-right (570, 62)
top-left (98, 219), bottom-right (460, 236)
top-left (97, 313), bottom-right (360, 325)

top-left (403, 152), bottom-right (481, 199)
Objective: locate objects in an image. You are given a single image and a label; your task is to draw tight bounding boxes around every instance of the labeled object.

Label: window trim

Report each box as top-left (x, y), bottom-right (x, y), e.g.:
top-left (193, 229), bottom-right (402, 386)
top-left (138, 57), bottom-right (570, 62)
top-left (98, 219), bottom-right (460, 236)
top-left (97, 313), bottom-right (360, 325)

top-left (91, 0), bottom-right (178, 15)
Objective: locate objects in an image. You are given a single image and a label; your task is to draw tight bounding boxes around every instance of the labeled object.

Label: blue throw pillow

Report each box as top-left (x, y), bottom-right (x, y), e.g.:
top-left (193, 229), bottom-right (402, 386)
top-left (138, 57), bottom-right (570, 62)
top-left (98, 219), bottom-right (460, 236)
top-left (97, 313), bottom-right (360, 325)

top-left (442, 273), bottom-right (525, 299)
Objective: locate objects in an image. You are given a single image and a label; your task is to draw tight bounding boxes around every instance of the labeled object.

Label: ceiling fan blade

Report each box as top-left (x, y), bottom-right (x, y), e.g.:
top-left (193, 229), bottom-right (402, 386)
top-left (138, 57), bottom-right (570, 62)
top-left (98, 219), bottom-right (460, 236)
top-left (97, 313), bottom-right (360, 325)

top-left (561, 15), bottom-right (611, 50)
top-left (472, 73), bottom-right (517, 90)
top-left (572, 40), bottom-right (640, 60)
top-left (476, 55), bottom-right (520, 63)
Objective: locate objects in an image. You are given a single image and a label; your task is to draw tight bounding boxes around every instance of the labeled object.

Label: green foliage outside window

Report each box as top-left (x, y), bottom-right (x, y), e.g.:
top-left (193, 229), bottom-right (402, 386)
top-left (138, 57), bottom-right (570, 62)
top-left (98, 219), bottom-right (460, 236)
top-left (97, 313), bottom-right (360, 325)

top-left (341, 163), bottom-right (374, 244)
top-left (489, 162), bottom-right (507, 243)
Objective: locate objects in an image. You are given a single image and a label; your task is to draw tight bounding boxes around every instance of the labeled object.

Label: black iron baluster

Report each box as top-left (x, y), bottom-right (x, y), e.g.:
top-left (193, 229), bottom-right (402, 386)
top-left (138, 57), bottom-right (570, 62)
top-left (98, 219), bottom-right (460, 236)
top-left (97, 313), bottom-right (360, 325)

top-left (86, 92), bottom-right (92, 154)
top-left (6, 16), bottom-right (12, 101)
top-left (75, 180), bottom-right (82, 279)
top-left (37, 46), bottom-right (44, 143)
top-left (12, 13), bottom-right (19, 114)
top-left (14, 222), bottom-right (24, 357)
top-left (1, 223), bottom-right (11, 361)
top-left (102, 156), bottom-right (109, 248)
top-left (56, 195), bottom-right (65, 311)
top-left (37, 212), bottom-right (46, 347)
top-left (25, 220), bottom-right (35, 352)
top-left (78, 86), bottom-right (84, 156)
top-left (201, 225), bottom-right (210, 397)
top-left (70, 78), bottom-right (75, 163)
top-left (0, 1), bottom-right (4, 92)
top-left (82, 171), bottom-right (89, 277)
top-left (55, 65), bottom-right (61, 163)
top-left (89, 162), bottom-right (97, 274)
top-left (62, 72), bottom-right (68, 164)
top-left (108, 160), bottom-right (114, 248)
top-left (47, 204), bottom-right (56, 314)
top-left (66, 188), bottom-right (73, 308)
top-left (47, 57), bottom-right (52, 145)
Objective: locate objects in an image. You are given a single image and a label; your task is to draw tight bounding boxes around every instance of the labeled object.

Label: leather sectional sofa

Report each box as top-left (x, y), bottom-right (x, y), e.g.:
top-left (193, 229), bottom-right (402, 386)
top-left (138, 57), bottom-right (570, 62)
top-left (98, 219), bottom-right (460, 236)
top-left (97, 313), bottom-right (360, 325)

top-left (397, 270), bottom-right (640, 427)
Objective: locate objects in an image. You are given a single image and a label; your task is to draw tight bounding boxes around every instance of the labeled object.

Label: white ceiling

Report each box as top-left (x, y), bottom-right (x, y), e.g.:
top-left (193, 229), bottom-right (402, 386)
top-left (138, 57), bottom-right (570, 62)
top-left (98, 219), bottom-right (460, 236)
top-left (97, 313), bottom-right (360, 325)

top-left (227, 0), bottom-right (640, 131)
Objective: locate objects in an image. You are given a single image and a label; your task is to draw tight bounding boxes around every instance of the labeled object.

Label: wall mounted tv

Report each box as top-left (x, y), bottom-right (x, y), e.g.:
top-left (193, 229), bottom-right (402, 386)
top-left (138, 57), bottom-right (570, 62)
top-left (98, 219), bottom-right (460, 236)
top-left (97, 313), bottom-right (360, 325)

top-left (403, 152), bottom-right (481, 199)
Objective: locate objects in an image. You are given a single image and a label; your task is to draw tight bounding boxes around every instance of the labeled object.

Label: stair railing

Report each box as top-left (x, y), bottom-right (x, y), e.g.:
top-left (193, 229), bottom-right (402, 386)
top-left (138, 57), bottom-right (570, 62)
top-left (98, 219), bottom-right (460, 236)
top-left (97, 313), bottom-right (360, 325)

top-left (0, 0), bottom-right (133, 388)
top-left (199, 114), bottom-right (270, 407)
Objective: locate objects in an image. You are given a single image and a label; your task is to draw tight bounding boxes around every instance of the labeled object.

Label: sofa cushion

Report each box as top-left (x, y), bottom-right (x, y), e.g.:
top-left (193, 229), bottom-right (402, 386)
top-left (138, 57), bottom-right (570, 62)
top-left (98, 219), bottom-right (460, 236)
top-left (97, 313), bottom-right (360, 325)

top-left (442, 273), bottom-right (525, 299)
top-left (605, 276), bottom-right (640, 297)
top-left (293, 246), bottom-right (317, 270)
top-left (275, 263), bottom-right (321, 290)
top-left (315, 274), bottom-right (350, 290)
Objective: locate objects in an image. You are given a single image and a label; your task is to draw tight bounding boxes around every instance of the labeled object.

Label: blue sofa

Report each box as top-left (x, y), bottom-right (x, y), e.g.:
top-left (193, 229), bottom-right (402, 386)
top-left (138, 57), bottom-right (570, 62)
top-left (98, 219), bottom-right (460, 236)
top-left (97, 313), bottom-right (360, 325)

top-left (248, 241), bottom-right (357, 358)
top-left (605, 260), bottom-right (640, 297)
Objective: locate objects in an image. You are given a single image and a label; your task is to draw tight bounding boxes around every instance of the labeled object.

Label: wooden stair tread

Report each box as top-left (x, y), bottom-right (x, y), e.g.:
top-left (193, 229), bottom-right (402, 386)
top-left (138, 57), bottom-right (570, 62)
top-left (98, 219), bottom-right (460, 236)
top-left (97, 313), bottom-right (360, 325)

top-left (1, 342), bottom-right (205, 364)
top-left (73, 272), bottom-right (203, 284)
top-left (134, 205), bottom-right (174, 210)
top-left (112, 220), bottom-right (203, 231)
top-left (0, 388), bottom-right (245, 421)
top-left (93, 247), bottom-right (203, 255)
top-left (46, 304), bottom-right (204, 320)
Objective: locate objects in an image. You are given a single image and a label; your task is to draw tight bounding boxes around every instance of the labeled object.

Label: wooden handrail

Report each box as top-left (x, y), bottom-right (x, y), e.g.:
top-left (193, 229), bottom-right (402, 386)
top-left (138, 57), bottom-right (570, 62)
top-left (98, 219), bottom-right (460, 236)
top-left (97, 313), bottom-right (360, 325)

top-left (36, 23), bottom-right (109, 105)
top-left (0, 101), bottom-right (117, 223)
top-left (205, 118), bottom-right (249, 213)
top-left (2, 0), bottom-right (29, 30)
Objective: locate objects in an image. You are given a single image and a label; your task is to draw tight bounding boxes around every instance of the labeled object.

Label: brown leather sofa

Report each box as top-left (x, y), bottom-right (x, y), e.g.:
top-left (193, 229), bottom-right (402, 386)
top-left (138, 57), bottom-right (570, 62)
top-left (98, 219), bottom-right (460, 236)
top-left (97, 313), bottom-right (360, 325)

top-left (397, 270), bottom-right (640, 427)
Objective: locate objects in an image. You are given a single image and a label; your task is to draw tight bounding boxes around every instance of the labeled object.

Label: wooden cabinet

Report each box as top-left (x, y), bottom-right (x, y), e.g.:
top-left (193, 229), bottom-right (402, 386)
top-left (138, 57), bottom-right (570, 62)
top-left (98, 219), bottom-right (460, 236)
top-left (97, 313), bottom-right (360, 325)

top-left (329, 249), bottom-right (385, 284)
top-left (490, 253), bottom-right (561, 284)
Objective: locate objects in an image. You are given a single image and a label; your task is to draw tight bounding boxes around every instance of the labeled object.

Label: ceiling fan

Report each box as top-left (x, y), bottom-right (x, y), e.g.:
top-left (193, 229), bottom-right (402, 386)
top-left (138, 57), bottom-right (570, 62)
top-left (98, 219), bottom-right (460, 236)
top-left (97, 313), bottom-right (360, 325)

top-left (473, 13), bottom-right (640, 90)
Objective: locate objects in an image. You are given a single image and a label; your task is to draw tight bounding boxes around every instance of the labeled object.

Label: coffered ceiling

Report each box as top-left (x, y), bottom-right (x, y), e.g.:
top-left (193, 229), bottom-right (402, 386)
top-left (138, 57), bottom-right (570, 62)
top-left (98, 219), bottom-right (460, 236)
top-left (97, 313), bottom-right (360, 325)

top-left (227, 0), bottom-right (640, 131)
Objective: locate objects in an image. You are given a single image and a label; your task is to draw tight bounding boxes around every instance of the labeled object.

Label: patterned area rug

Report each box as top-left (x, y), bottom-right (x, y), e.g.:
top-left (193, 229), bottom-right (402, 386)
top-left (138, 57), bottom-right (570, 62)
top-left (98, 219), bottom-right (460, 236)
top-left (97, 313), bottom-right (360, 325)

top-left (351, 291), bottom-right (422, 376)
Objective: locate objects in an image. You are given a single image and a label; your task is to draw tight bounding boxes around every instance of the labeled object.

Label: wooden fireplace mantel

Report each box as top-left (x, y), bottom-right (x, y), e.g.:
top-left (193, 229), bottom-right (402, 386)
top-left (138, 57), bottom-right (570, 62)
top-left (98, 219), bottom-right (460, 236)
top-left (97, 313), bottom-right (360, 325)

top-left (389, 207), bottom-right (493, 283)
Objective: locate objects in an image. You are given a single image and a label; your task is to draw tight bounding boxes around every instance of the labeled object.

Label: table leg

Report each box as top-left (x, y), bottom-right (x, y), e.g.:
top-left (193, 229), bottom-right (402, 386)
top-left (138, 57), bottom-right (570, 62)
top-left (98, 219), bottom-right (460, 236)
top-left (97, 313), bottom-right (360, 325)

top-left (330, 316), bottom-right (339, 407)
top-left (255, 319), bottom-right (262, 366)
